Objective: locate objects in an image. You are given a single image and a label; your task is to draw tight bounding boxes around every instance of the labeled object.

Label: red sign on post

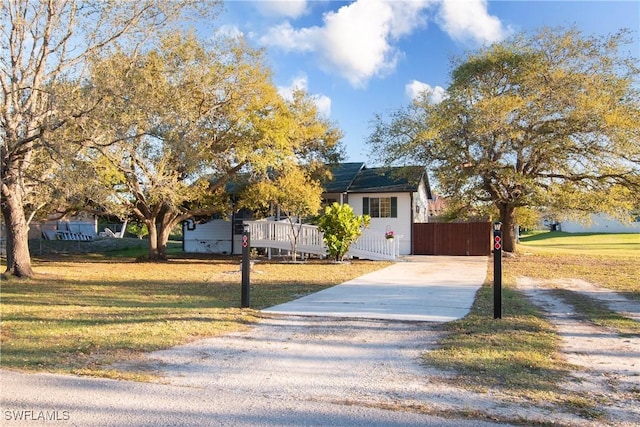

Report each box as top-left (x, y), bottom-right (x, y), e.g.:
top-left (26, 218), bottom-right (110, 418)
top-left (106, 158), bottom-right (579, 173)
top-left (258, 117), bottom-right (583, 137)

top-left (494, 235), bottom-right (501, 250)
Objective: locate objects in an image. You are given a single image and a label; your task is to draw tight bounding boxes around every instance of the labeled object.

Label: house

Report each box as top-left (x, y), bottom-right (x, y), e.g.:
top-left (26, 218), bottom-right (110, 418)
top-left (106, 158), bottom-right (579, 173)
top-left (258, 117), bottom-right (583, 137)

top-left (321, 163), bottom-right (431, 255)
top-left (557, 213), bottom-right (640, 233)
top-left (182, 162), bottom-right (432, 257)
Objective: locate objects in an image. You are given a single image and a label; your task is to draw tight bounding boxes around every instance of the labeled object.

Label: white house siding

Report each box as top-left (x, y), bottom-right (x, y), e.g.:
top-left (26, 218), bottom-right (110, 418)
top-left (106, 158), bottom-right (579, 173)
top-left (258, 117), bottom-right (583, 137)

top-left (348, 192), bottom-right (413, 255)
top-left (183, 219), bottom-right (235, 254)
top-left (560, 214), bottom-right (640, 233)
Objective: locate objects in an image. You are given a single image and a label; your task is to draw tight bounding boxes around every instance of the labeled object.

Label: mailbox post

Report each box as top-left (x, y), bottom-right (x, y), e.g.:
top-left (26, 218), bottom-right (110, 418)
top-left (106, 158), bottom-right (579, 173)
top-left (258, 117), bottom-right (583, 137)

top-left (493, 222), bottom-right (502, 319)
top-left (241, 223), bottom-right (251, 308)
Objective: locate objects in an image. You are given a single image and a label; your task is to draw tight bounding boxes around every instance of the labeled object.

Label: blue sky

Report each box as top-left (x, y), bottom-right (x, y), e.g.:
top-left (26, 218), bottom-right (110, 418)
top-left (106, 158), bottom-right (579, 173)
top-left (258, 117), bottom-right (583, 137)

top-left (206, 1), bottom-right (639, 164)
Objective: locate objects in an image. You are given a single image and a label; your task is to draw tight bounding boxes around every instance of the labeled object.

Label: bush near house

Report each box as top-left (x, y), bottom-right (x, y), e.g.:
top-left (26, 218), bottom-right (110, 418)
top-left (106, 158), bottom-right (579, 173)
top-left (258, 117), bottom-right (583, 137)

top-left (318, 202), bottom-right (370, 262)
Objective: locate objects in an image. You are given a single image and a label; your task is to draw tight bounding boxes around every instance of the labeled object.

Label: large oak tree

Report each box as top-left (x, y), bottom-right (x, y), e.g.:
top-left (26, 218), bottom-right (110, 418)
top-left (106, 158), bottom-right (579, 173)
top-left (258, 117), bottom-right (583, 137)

top-left (1, 0), bottom-right (218, 277)
top-left (87, 35), bottom-right (342, 261)
top-left (369, 28), bottom-right (640, 252)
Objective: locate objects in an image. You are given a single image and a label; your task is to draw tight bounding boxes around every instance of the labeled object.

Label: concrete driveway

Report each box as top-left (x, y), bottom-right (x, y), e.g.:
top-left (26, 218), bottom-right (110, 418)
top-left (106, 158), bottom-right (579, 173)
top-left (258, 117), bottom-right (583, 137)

top-left (263, 256), bottom-right (489, 322)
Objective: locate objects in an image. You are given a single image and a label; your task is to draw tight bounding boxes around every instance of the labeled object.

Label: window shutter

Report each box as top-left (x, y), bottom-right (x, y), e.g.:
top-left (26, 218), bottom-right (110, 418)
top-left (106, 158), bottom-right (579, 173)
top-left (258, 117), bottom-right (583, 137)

top-left (391, 197), bottom-right (398, 217)
top-left (362, 197), bottom-right (369, 215)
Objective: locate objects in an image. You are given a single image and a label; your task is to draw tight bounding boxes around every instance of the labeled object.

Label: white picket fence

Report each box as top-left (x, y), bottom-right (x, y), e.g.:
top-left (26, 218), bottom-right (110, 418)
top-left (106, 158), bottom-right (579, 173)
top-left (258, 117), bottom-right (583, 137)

top-left (245, 220), bottom-right (399, 261)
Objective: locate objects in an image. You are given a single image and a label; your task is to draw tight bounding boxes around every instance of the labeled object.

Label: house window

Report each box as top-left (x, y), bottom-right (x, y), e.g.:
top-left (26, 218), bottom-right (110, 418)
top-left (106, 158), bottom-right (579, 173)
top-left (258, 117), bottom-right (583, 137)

top-left (363, 197), bottom-right (397, 218)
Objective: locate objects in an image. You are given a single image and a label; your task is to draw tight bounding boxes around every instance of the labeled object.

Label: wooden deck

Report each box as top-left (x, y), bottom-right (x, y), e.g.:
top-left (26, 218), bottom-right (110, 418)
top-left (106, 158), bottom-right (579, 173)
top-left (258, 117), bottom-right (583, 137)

top-left (245, 220), bottom-right (399, 261)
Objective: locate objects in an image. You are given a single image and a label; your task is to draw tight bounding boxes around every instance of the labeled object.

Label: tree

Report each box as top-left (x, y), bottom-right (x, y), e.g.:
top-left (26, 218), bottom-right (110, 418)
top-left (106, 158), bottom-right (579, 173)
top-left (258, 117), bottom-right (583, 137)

top-left (368, 27), bottom-right (640, 252)
top-left (241, 167), bottom-right (323, 262)
top-left (1, 0), bottom-right (219, 277)
top-left (318, 203), bottom-right (370, 262)
top-left (86, 35), bottom-right (343, 261)
top-left (127, 222), bottom-right (149, 240)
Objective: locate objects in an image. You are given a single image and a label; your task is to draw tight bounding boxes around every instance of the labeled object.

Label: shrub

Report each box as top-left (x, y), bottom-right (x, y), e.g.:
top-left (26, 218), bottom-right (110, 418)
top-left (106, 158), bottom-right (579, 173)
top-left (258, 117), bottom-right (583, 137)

top-left (318, 203), bottom-right (370, 262)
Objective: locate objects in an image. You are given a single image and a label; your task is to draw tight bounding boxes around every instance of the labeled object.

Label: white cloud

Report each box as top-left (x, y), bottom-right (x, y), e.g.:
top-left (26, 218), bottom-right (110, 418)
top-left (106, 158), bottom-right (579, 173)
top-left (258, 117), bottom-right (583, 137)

top-left (436, 0), bottom-right (506, 45)
top-left (277, 74), bottom-right (309, 99)
top-left (406, 80), bottom-right (447, 104)
top-left (213, 24), bottom-right (244, 40)
top-left (261, 21), bottom-right (316, 52)
top-left (259, 0), bottom-right (507, 87)
top-left (255, 0), bottom-right (309, 19)
top-left (261, 0), bottom-right (433, 88)
top-left (278, 74), bottom-right (332, 117)
top-left (311, 93), bottom-right (332, 118)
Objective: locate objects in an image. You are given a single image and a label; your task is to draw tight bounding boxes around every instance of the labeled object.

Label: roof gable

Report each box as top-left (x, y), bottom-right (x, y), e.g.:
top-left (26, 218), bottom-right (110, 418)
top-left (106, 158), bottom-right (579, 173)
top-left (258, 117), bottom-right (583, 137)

top-left (321, 163), bottom-right (429, 195)
top-left (348, 166), bottom-right (425, 193)
top-left (322, 162), bottom-right (365, 193)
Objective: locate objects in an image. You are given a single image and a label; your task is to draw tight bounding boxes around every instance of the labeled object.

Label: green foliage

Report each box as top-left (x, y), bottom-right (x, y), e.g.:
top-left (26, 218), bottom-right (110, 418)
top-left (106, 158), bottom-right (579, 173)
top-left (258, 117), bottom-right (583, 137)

top-left (368, 27), bottom-right (640, 252)
top-left (1, 0), bottom-right (221, 277)
top-left (514, 207), bottom-right (541, 231)
top-left (318, 203), bottom-right (370, 262)
top-left (85, 32), bottom-right (342, 261)
top-left (126, 222), bottom-right (149, 240)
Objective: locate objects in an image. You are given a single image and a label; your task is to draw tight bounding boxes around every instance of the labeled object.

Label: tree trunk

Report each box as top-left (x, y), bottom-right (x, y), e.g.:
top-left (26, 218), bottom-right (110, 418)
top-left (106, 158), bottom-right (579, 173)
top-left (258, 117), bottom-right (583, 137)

top-left (145, 215), bottom-right (176, 261)
top-left (498, 204), bottom-right (517, 253)
top-left (155, 218), bottom-right (173, 261)
top-left (1, 185), bottom-right (34, 277)
top-left (146, 219), bottom-right (161, 261)
top-left (288, 219), bottom-right (302, 262)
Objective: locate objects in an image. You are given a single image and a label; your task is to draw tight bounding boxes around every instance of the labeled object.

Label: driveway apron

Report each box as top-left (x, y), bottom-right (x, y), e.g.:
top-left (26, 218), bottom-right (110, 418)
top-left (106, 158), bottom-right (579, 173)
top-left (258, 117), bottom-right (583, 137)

top-left (263, 256), bottom-right (488, 322)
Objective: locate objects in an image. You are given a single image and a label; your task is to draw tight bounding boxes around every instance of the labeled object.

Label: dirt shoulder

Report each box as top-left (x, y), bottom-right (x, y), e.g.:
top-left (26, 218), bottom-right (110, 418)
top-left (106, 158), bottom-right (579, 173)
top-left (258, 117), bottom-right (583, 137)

top-left (516, 277), bottom-right (640, 426)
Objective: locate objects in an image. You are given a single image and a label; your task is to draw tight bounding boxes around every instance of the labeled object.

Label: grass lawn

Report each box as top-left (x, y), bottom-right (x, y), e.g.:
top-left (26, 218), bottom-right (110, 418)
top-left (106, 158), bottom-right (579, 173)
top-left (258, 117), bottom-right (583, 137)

top-left (423, 230), bottom-right (639, 418)
top-left (0, 250), bottom-right (390, 379)
top-left (518, 230), bottom-right (639, 257)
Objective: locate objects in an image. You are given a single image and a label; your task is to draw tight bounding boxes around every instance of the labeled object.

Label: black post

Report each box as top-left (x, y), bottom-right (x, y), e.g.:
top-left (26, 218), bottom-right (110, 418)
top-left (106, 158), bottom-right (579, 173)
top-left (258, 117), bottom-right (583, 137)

top-left (241, 224), bottom-right (251, 308)
top-left (493, 222), bottom-right (502, 319)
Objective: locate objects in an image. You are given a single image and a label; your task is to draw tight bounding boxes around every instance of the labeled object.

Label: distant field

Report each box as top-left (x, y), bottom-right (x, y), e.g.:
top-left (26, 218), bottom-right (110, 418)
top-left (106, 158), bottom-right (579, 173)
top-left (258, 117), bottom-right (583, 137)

top-left (518, 231), bottom-right (640, 256)
top-left (513, 230), bottom-right (639, 297)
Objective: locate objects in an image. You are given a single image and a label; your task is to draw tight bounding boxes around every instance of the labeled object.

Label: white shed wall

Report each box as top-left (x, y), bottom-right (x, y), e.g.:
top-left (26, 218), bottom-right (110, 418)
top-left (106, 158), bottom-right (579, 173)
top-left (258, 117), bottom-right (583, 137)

top-left (183, 220), bottom-right (236, 254)
top-left (560, 214), bottom-right (640, 234)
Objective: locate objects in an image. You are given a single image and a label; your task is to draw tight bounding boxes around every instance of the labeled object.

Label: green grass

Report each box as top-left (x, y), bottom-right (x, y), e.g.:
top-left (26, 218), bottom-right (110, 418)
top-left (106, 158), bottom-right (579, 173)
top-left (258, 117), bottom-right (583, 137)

top-left (0, 255), bottom-right (390, 379)
top-left (2, 232), bottom-right (638, 423)
top-left (549, 289), bottom-right (640, 336)
top-left (516, 231), bottom-right (639, 298)
top-left (519, 231), bottom-right (639, 256)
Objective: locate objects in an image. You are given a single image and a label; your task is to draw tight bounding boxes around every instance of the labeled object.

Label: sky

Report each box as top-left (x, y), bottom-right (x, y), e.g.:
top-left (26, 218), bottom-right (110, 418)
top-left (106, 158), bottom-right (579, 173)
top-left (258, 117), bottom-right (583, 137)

top-left (205, 0), bottom-right (640, 164)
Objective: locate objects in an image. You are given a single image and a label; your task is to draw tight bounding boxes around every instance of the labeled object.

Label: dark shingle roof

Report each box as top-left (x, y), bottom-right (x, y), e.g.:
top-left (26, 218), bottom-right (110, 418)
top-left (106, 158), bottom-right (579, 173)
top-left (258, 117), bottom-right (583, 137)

top-left (213, 163), bottom-right (429, 196)
top-left (347, 166), bottom-right (426, 193)
top-left (322, 162), bottom-right (365, 193)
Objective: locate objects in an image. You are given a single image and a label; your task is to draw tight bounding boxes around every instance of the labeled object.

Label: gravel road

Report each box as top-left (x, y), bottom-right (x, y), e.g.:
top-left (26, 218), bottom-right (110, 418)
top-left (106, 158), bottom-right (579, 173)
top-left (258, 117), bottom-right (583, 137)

top-left (0, 315), bottom-right (509, 426)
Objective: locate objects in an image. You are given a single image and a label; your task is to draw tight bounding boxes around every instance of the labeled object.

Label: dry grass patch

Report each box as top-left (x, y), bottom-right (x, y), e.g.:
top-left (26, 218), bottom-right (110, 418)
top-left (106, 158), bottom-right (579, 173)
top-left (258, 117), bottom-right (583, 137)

top-left (423, 277), bottom-right (574, 403)
top-left (0, 256), bottom-right (390, 379)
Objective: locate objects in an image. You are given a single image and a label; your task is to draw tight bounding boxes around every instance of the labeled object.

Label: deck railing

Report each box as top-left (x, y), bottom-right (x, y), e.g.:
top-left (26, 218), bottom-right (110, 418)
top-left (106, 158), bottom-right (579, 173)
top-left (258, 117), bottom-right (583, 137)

top-left (245, 220), bottom-right (398, 261)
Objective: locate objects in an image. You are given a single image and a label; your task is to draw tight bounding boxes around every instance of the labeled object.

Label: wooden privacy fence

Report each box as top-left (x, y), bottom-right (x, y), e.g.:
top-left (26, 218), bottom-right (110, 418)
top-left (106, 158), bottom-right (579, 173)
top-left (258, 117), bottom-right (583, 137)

top-left (412, 222), bottom-right (491, 256)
